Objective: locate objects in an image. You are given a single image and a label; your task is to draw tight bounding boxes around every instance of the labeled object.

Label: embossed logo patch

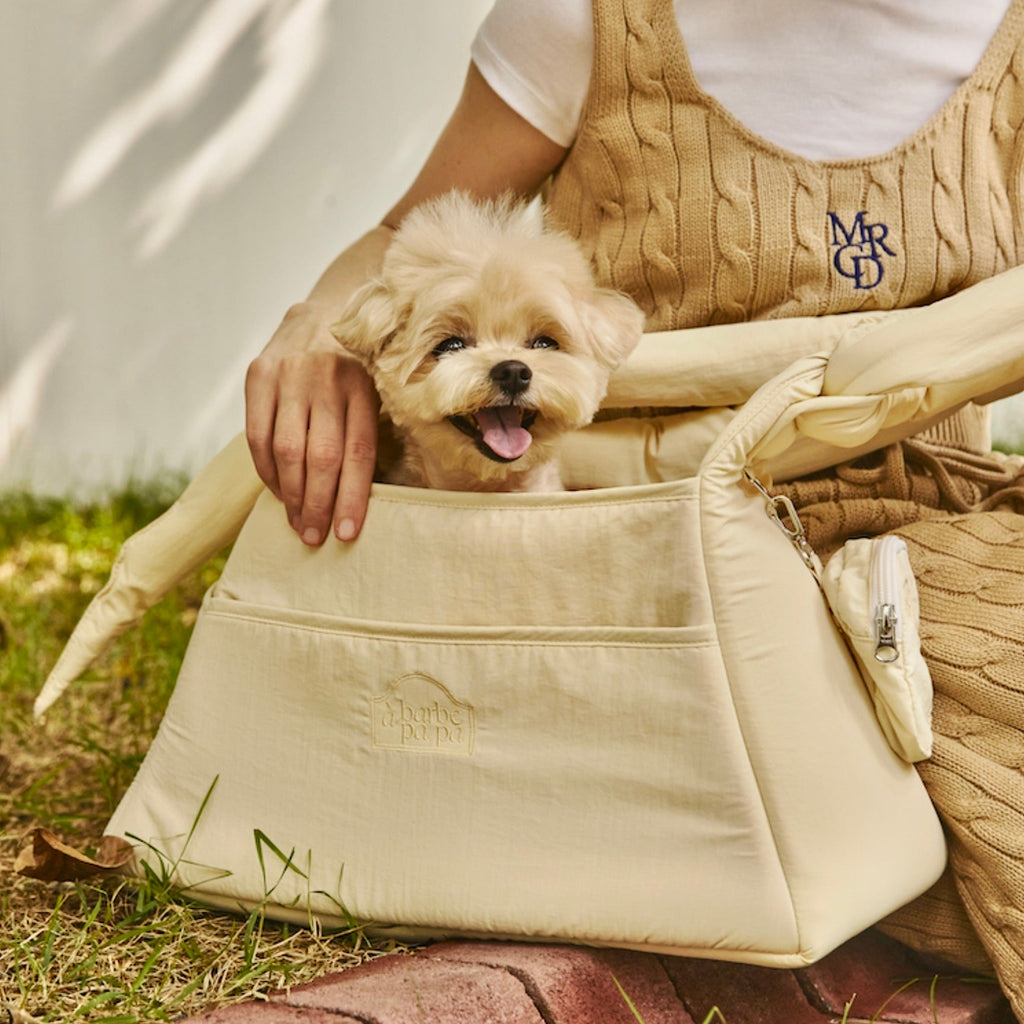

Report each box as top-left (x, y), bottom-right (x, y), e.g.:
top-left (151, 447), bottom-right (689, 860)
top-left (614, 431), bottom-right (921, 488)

top-left (370, 673), bottom-right (476, 756)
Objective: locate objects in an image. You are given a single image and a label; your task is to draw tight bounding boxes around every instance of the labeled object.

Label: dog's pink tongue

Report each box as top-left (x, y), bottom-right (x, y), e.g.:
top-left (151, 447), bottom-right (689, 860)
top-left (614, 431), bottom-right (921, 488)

top-left (477, 407), bottom-right (532, 460)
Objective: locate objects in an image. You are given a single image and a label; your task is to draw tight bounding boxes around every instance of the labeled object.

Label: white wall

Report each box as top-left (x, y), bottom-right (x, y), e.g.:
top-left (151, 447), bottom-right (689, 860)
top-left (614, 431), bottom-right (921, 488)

top-left (0, 0), bottom-right (491, 495)
top-left (3, 0), bottom-right (1022, 497)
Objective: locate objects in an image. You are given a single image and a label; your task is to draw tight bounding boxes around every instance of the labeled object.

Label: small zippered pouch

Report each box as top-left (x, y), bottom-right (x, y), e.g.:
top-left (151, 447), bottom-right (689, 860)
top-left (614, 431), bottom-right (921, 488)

top-left (821, 535), bottom-right (934, 762)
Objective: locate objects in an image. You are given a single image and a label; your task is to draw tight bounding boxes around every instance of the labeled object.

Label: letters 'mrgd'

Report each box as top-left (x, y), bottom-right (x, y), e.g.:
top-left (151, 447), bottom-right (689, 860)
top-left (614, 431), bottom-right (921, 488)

top-left (828, 211), bottom-right (896, 290)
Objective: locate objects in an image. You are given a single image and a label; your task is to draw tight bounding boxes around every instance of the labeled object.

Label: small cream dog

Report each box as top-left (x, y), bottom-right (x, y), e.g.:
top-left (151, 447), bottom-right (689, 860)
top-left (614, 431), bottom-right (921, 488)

top-left (332, 192), bottom-right (644, 491)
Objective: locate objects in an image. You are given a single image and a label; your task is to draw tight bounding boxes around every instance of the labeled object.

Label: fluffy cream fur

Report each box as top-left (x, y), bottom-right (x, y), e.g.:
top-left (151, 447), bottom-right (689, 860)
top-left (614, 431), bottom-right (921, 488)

top-left (332, 192), bottom-right (644, 491)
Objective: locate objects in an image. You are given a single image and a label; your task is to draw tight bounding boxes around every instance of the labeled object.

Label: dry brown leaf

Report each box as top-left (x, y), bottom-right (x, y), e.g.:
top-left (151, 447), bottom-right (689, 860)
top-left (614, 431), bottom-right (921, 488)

top-left (2, 1005), bottom-right (45, 1024)
top-left (14, 828), bottom-right (133, 881)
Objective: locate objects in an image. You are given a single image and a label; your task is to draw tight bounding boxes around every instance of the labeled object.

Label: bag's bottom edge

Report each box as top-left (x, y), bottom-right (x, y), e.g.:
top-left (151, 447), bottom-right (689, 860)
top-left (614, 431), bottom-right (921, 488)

top-left (173, 887), bottom-right (835, 968)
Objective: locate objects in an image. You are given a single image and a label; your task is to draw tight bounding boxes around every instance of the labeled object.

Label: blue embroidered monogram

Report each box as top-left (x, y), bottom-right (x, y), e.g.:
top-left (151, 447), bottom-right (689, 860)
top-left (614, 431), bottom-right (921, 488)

top-left (828, 212), bottom-right (897, 290)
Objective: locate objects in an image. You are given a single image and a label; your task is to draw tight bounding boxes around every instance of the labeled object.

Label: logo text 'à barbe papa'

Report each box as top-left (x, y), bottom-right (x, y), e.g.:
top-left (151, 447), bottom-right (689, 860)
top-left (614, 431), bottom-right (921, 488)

top-left (370, 672), bottom-right (476, 755)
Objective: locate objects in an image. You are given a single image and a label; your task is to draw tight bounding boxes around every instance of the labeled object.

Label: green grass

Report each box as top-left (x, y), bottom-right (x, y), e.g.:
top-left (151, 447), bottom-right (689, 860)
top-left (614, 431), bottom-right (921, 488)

top-left (0, 482), bottom-right (397, 1023)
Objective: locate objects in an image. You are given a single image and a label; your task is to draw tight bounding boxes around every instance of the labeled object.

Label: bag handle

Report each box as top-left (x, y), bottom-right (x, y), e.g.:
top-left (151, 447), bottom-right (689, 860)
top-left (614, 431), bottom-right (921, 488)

top-left (701, 263), bottom-right (1024, 485)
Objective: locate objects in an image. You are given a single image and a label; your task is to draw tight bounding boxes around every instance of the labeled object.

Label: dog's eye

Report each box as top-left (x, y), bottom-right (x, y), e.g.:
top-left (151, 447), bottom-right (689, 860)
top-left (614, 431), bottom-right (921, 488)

top-left (433, 336), bottom-right (467, 357)
top-left (529, 336), bottom-right (559, 350)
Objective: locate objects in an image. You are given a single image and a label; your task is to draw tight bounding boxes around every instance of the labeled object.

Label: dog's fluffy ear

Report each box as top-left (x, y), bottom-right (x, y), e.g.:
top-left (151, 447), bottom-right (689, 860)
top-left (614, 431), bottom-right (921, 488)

top-left (578, 288), bottom-right (646, 372)
top-left (330, 280), bottom-right (402, 366)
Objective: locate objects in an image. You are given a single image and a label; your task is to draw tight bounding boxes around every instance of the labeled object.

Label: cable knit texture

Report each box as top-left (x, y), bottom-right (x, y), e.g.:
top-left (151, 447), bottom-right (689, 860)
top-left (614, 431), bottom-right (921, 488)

top-left (888, 513), bottom-right (1024, 1022)
top-left (546, 0), bottom-right (1024, 331)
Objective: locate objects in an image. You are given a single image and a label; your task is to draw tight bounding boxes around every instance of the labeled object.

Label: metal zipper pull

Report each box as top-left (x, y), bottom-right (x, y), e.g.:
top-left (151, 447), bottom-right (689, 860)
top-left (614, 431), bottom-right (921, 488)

top-left (874, 602), bottom-right (900, 663)
top-left (870, 535), bottom-right (905, 664)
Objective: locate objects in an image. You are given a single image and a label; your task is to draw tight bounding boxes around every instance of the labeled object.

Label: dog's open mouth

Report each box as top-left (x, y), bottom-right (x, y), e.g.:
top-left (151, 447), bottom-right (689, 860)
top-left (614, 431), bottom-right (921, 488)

top-left (448, 407), bottom-right (539, 463)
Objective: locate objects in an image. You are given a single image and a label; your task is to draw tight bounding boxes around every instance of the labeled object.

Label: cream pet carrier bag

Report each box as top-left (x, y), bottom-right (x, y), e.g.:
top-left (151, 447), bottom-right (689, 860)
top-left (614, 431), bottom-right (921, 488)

top-left (38, 265), bottom-right (1024, 966)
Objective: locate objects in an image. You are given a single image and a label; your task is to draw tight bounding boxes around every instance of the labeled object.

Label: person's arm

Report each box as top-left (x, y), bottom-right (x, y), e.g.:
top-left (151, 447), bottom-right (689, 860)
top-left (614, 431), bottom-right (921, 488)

top-left (245, 62), bottom-right (567, 546)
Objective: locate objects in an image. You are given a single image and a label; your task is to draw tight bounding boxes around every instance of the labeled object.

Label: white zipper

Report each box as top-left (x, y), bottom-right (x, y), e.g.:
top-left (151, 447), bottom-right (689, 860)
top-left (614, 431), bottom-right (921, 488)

top-left (870, 535), bottom-right (905, 664)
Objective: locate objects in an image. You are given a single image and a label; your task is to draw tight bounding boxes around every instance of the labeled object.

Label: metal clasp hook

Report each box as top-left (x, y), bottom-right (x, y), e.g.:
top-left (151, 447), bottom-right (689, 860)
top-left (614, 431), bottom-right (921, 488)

top-left (744, 471), bottom-right (821, 576)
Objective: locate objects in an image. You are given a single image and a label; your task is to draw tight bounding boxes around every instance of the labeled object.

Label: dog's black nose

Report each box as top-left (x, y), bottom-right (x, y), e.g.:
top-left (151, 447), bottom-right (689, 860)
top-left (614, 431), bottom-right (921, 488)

top-left (490, 360), bottom-right (532, 396)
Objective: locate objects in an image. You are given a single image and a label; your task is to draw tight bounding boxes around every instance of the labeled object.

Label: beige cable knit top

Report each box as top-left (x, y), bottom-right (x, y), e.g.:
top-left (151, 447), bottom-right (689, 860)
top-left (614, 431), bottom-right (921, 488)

top-left (546, 0), bottom-right (1024, 333)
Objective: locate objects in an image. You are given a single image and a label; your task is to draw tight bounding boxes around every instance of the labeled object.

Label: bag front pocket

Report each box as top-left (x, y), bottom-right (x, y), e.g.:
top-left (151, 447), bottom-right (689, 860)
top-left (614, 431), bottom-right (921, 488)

top-left (109, 596), bottom-right (803, 957)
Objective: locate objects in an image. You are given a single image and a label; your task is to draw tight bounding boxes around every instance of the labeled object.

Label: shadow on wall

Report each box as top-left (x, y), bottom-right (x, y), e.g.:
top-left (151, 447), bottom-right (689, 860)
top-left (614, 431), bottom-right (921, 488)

top-left (3, 0), bottom-right (331, 487)
top-left (53, 0), bottom-right (332, 260)
top-left (0, 0), bottom-right (485, 494)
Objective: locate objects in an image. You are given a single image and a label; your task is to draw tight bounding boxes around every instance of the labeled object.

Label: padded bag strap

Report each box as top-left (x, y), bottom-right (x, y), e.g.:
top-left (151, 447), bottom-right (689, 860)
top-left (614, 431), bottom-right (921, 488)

top-left (34, 263), bottom-right (1024, 716)
top-left (702, 262), bottom-right (1024, 486)
top-left (746, 263), bottom-right (1024, 481)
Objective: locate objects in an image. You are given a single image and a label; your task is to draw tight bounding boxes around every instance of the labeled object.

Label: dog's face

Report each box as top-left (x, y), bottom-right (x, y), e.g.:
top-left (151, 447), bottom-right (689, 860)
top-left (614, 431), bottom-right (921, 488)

top-left (333, 193), bottom-right (644, 485)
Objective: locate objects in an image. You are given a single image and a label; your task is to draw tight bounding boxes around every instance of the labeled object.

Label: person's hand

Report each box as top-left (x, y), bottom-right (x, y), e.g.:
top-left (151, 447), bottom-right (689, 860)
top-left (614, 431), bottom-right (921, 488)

top-left (245, 301), bottom-right (379, 545)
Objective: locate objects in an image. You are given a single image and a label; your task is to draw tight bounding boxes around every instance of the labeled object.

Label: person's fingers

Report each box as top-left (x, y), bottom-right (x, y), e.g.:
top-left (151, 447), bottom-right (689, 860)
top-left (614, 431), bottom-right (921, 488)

top-left (244, 309), bottom-right (378, 545)
top-left (244, 357), bottom-right (282, 498)
top-left (272, 396), bottom-right (311, 532)
top-left (333, 385), bottom-right (380, 542)
top-left (298, 397), bottom-right (346, 546)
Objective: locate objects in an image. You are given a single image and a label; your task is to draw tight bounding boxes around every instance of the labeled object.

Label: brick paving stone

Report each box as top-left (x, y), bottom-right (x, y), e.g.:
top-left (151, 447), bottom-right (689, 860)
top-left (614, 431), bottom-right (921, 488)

top-left (178, 930), bottom-right (1019, 1024)
top-left (796, 930), bottom-right (1016, 1024)
top-left (660, 956), bottom-right (826, 1024)
top-left (423, 940), bottom-right (695, 1023)
top-left (273, 953), bottom-right (544, 1024)
top-left (597, 948), bottom-right (700, 1024)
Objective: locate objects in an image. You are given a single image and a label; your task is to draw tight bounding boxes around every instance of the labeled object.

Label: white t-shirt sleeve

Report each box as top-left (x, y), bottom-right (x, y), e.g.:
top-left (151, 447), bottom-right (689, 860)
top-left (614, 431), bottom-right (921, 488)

top-left (470, 0), bottom-right (593, 147)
